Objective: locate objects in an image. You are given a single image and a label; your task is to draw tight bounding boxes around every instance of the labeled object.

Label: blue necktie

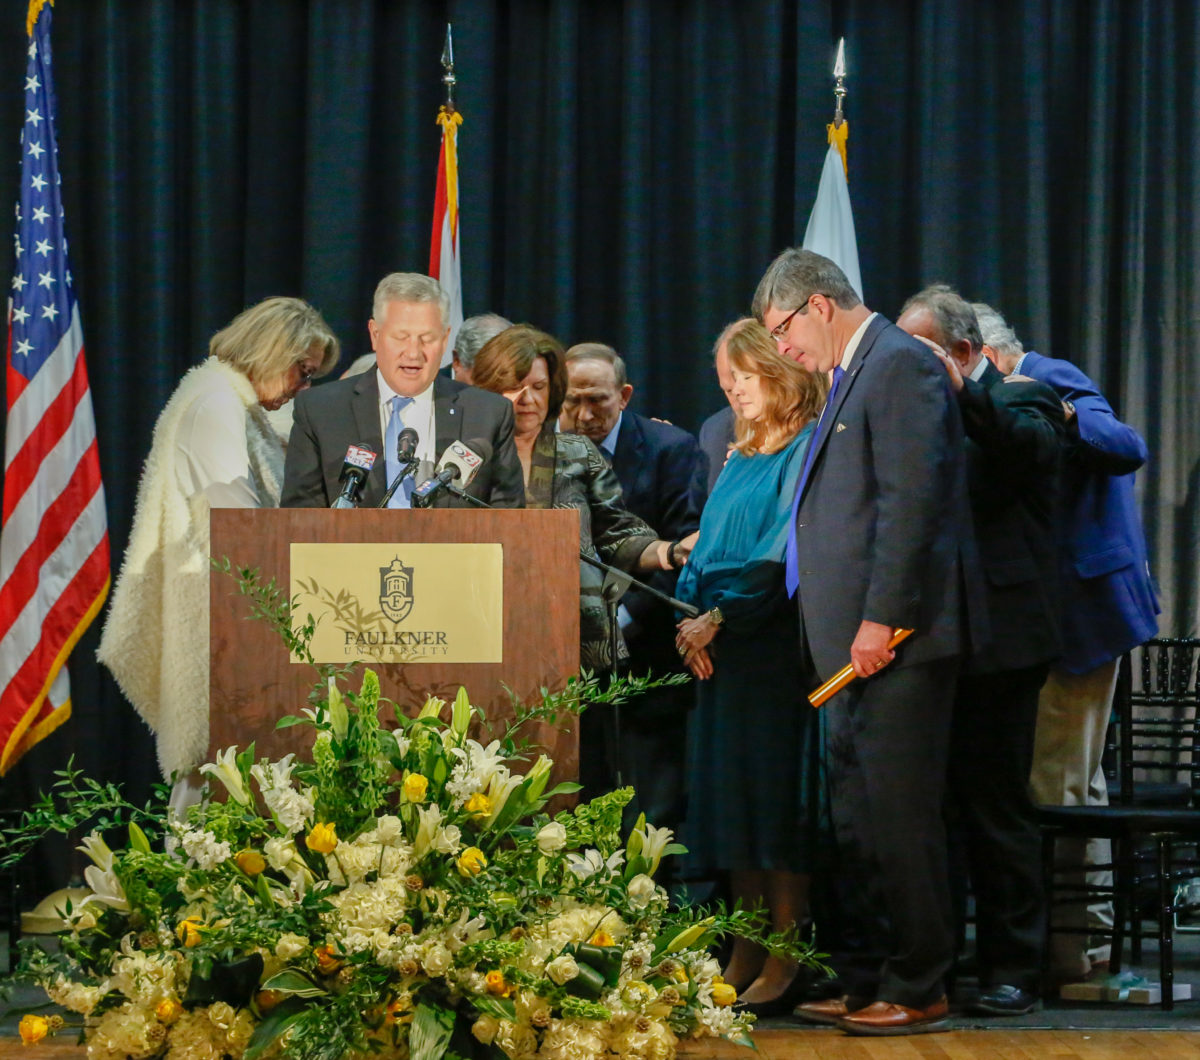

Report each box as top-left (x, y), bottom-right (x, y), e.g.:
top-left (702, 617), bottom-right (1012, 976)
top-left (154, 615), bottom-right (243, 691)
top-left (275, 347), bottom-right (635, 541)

top-left (385, 395), bottom-right (415, 509)
top-left (785, 365), bottom-right (844, 596)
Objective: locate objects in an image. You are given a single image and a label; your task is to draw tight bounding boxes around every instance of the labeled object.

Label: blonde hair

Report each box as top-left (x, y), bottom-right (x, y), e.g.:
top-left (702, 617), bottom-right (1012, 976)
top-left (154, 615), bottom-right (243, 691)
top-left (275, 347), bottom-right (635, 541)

top-left (725, 319), bottom-right (827, 455)
top-left (209, 297), bottom-right (339, 385)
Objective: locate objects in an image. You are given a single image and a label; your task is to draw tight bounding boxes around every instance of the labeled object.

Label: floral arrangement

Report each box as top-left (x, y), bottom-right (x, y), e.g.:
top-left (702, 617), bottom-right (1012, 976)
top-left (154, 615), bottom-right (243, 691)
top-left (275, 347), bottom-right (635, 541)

top-left (4, 666), bottom-right (811, 1060)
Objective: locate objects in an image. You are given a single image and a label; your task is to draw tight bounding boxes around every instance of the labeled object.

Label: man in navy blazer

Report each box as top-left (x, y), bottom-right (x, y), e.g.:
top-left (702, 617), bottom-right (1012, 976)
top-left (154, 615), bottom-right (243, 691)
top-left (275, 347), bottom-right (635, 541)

top-left (756, 250), bottom-right (985, 1036)
top-left (973, 302), bottom-right (1159, 981)
top-left (559, 343), bottom-right (703, 834)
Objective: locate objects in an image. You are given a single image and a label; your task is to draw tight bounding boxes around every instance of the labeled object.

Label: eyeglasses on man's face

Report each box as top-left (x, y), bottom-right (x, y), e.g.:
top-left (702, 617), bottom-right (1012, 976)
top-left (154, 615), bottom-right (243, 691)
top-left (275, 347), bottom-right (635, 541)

top-left (769, 297), bottom-right (813, 341)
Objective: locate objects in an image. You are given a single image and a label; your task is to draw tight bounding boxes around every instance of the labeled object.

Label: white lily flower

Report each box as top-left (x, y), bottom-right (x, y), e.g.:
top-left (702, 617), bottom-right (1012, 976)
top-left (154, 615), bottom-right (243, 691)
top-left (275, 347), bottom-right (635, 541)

top-left (82, 865), bottom-right (129, 911)
top-left (77, 832), bottom-right (114, 872)
top-left (566, 848), bottom-right (625, 881)
top-left (414, 804), bottom-right (449, 858)
top-left (199, 746), bottom-right (251, 805)
top-left (635, 823), bottom-right (674, 876)
top-left (482, 770), bottom-right (523, 828)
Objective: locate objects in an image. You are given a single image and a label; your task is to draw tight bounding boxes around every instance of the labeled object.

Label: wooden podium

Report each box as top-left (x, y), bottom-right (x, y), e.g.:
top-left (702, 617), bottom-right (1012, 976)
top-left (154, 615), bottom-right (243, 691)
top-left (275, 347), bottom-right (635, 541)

top-left (209, 508), bottom-right (580, 776)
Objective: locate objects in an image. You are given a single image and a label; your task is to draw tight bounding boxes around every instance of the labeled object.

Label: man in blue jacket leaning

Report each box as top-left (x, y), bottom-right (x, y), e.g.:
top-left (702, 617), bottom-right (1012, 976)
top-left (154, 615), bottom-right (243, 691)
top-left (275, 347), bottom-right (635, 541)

top-left (973, 302), bottom-right (1159, 983)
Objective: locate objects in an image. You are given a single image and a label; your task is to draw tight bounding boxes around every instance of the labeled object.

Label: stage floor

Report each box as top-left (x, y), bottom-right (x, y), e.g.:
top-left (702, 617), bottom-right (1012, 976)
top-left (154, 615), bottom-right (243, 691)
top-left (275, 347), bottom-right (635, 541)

top-left (3, 1029), bottom-right (1199, 1060)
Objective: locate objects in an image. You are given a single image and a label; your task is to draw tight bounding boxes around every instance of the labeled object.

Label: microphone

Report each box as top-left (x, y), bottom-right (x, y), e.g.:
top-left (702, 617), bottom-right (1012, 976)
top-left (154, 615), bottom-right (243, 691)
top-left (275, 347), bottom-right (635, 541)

top-left (411, 438), bottom-right (491, 508)
top-left (330, 443), bottom-right (377, 509)
top-left (378, 427), bottom-right (421, 508)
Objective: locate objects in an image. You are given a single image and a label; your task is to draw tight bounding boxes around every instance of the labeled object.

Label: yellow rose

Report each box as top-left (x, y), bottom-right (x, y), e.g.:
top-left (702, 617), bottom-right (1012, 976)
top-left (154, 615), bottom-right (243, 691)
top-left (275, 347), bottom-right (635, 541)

top-left (403, 773), bottom-right (429, 802)
top-left (485, 970), bottom-right (513, 997)
top-left (235, 849), bottom-right (266, 875)
top-left (255, 990), bottom-right (285, 1012)
top-left (306, 822), bottom-right (338, 854)
top-left (176, 916), bottom-right (204, 948)
top-left (315, 944), bottom-right (343, 974)
top-left (457, 846), bottom-right (487, 877)
top-left (589, 929), bottom-right (615, 946)
top-left (385, 994), bottom-right (415, 1026)
top-left (155, 998), bottom-right (183, 1024)
top-left (464, 792), bottom-right (491, 816)
top-left (19, 1014), bottom-right (49, 1044)
top-left (711, 982), bottom-right (737, 1007)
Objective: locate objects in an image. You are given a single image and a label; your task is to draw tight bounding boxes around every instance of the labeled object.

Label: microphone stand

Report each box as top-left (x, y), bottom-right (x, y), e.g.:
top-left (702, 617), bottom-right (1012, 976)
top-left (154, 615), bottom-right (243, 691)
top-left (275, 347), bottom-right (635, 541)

top-left (443, 484), bottom-right (700, 617)
top-left (445, 483), bottom-right (699, 797)
top-left (378, 458), bottom-right (420, 508)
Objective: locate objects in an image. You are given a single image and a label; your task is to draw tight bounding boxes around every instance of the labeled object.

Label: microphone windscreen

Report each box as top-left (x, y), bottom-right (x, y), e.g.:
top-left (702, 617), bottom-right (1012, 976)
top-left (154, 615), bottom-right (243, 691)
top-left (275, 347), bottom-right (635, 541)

top-left (464, 437), bottom-right (493, 465)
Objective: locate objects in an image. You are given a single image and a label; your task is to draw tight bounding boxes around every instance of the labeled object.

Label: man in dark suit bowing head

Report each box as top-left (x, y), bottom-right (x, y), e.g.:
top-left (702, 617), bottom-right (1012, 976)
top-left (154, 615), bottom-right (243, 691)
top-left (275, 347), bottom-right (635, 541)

top-left (755, 249), bottom-right (984, 1036)
top-left (559, 342), bottom-right (703, 837)
top-left (281, 273), bottom-right (524, 510)
top-left (899, 285), bottom-right (1065, 1017)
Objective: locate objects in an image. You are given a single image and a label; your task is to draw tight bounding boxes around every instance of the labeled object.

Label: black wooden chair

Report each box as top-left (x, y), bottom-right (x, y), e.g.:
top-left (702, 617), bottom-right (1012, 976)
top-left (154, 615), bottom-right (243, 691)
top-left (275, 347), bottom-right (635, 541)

top-left (1038, 637), bottom-right (1200, 1010)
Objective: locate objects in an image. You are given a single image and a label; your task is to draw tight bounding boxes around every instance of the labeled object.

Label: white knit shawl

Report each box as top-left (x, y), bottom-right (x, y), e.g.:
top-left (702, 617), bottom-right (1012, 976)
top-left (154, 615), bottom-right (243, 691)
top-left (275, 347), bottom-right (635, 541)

top-left (97, 358), bottom-right (283, 778)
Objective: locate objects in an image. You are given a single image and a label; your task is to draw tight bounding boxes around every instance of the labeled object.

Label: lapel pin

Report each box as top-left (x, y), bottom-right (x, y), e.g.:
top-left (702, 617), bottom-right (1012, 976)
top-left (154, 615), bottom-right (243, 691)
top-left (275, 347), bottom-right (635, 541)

top-left (836, 423), bottom-right (846, 432)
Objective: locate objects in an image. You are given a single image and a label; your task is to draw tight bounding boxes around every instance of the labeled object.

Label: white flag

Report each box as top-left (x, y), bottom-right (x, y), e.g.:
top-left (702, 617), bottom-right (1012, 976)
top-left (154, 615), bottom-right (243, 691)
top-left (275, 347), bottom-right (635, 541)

top-left (802, 138), bottom-right (863, 301)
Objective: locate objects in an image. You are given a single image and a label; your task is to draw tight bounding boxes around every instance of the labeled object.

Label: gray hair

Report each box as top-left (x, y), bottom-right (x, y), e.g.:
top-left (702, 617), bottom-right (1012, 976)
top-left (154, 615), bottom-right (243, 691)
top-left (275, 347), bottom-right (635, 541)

top-left (713, 317), bottom-right (754, 360)
top-left (371, 272), bottom-right (450, 328)
top-left (564, 342), bottom-right (628, 388)
top-left (900, 284), bottom-right (982, 354)
top-left (209, 296), bottom-right (339, 385)
top-left (971, 302), bottom-right (1025, 357)
top-left (454, 312), bottom-right (513, 369)
top-left (751, 247), bottom-right (862, 321)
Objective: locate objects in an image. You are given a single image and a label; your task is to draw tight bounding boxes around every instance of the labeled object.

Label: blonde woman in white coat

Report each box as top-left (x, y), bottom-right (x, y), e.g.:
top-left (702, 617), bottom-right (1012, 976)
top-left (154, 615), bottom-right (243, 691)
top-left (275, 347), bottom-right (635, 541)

top-left (99, 297), bottom-right (339, 806)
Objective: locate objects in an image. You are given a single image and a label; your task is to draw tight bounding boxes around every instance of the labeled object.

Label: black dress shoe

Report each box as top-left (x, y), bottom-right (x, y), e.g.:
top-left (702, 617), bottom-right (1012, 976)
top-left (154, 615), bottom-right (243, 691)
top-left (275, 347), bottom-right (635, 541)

top-left (968, 984), bottom-right (1038, 1016)
top-left (739, 974), bottom-right (812, 1019)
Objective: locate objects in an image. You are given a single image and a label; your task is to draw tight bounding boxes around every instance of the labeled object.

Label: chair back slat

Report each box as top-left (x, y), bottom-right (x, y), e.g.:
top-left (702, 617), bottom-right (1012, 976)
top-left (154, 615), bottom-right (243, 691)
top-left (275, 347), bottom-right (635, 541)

top-left (1116, 638), bottom-right (1200, 807)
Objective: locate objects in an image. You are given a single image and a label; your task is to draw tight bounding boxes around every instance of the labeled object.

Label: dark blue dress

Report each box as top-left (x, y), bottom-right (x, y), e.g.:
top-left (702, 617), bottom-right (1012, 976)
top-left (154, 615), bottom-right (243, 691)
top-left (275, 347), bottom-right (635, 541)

top-left (676, 424), bottom-right (822, 873)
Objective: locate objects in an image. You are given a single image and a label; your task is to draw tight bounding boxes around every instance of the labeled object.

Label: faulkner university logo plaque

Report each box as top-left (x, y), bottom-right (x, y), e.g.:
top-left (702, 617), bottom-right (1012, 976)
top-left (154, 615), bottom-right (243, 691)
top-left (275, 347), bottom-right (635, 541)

top-left (289, 543), bottom-right (503, 664)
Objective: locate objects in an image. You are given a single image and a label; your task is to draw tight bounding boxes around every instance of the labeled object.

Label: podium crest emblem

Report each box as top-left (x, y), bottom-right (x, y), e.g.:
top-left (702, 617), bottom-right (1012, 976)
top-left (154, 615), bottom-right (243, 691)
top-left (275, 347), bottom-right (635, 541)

top-left (379, 557), bottom-right (415, 623)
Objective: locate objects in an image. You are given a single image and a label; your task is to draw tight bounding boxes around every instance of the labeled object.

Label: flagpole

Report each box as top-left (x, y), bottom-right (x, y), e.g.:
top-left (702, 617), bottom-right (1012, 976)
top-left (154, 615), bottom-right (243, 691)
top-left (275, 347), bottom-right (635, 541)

top-left (832, 37), bottom-right (846, 130)
top-left (441, 23), bottom-right (456, 112)
top-left (430, 23), bottom-right (464, 364)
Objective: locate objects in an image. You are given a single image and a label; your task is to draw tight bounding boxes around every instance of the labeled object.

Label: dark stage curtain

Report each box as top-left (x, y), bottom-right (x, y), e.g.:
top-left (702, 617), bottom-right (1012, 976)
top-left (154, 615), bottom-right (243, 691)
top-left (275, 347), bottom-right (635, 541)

top-left (0, 0), bottom-right (1196, 895)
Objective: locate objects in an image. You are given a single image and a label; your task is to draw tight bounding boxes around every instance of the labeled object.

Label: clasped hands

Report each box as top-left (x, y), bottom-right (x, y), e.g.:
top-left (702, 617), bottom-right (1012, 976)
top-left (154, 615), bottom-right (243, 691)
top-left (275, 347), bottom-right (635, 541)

top-left (674, 611), bottom-right (718, 680)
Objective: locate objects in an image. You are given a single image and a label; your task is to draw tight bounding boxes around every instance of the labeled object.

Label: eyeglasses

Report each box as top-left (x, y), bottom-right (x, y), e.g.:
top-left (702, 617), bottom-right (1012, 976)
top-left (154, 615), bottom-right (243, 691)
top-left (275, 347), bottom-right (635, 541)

top-left (769, 298), bottom-right (812, 341)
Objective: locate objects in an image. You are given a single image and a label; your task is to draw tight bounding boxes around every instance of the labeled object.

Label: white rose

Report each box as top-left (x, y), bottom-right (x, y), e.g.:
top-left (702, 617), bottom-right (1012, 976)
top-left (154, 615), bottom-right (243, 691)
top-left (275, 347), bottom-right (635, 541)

top-left (275, 932), bottom-right (309, 960)
top-left (264, 837), bottom-right (296, 871)
top-left (626, 873), bottom-right (658, 910)
top-left (536, 822), bottom-right (567, 855)
top-left (545, 953), bottom-right (580, 985)
top-left (422, 941), bottom-right (453, 976)
top-left (472, 1015), bottom-right (500, 1044)
top-left (376, 814), bottom-right (403, 844)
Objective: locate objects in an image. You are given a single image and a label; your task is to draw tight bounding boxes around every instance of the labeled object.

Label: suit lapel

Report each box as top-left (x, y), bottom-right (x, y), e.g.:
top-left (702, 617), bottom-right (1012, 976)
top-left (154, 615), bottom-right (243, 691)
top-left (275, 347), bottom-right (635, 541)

top-left (351, 373), bottom-right (388, 504)
top-left (433, 375), bottom-right (463, 457)
top-left (798, 314), bottom-right (888, 502)
top-left (611, 411), bottom-right (644, 496)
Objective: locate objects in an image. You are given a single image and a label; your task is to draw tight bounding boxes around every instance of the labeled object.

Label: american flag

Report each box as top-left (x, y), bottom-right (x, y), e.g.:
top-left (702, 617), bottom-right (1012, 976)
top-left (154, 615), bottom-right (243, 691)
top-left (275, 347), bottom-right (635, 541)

top-left (0, 0), bottom-right (109, 775)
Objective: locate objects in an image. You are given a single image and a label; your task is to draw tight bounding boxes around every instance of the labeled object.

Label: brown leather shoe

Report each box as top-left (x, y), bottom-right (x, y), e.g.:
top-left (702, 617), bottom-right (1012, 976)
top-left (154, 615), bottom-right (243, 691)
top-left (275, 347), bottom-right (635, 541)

top-left (792, 995), bottom-right (860, 1025)
top-left (837, 996), bottom-right (949, 1036)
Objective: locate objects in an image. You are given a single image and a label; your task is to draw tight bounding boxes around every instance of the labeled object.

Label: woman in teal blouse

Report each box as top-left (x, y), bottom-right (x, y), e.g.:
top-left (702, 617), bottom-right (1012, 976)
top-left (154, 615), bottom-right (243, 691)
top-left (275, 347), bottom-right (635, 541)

top-left (675, 318), bottom-right (827, 1013)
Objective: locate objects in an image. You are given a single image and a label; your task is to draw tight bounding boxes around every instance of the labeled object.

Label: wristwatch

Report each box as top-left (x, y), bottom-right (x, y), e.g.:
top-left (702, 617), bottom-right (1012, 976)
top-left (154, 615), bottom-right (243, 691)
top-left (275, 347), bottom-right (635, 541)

top-left (707, 606), bottom-right (725, 627)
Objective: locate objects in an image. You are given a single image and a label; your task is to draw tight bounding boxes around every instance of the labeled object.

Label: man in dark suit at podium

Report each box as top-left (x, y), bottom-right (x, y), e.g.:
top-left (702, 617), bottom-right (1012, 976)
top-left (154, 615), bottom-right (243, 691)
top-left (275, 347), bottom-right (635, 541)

top-left (560, 343), bottom-right (703, 834)
top-left (281, 273), bottom-right (524, 510)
